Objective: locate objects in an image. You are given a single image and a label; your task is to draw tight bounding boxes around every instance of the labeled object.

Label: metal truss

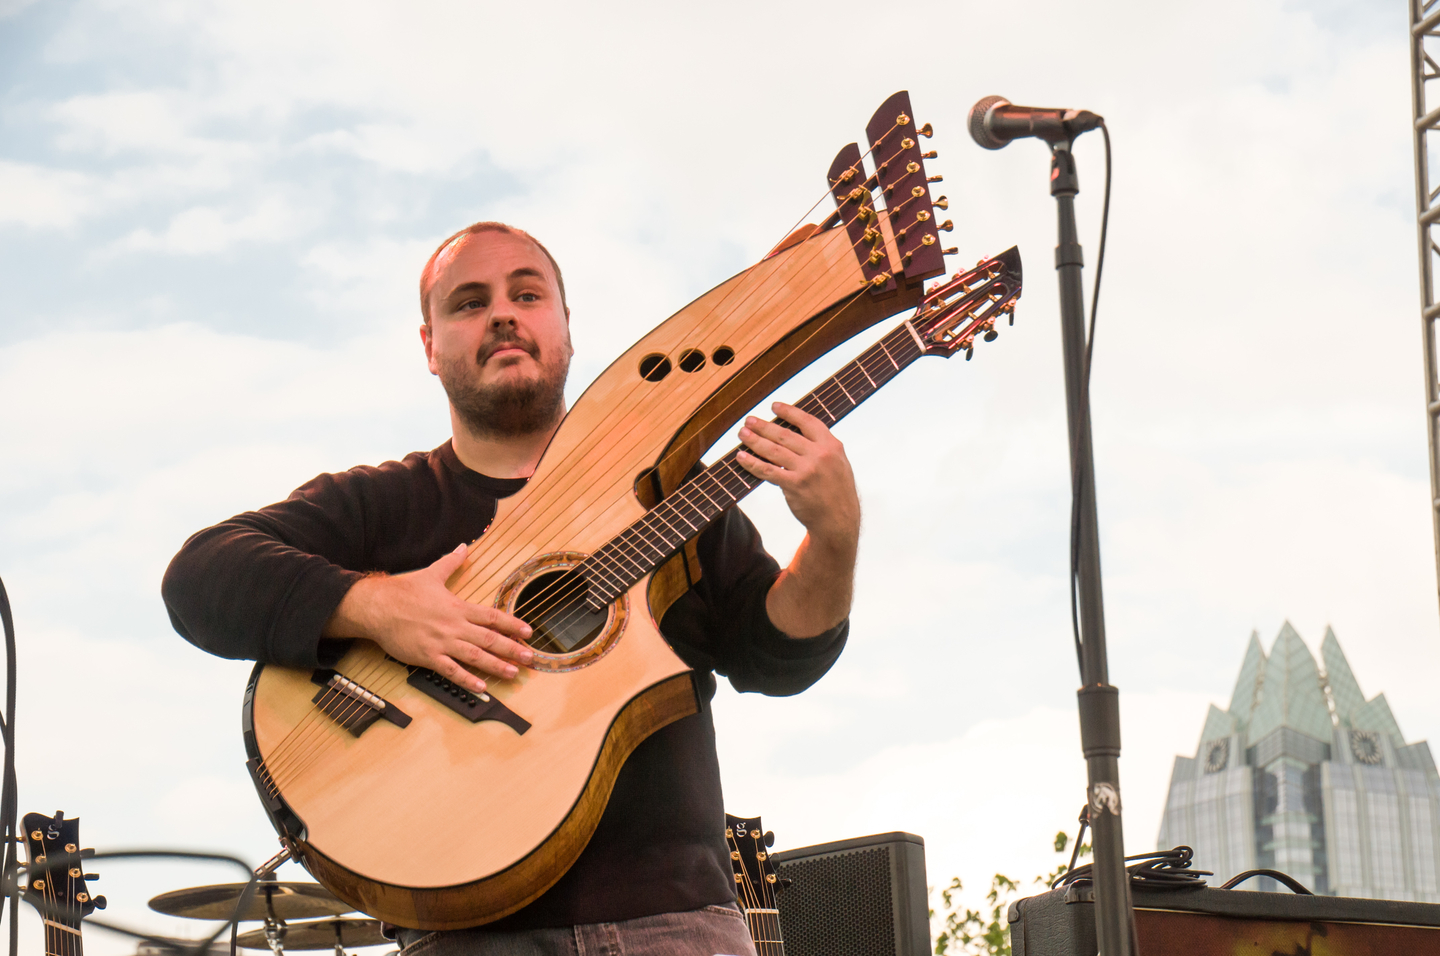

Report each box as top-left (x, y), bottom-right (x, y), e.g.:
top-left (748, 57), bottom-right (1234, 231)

top-left (1410, 0), bottom-right (1440, 615)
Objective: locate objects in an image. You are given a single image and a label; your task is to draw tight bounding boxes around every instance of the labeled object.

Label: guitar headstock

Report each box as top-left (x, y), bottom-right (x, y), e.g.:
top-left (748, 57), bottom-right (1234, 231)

top-left (910, 246), bottom-right (1023, 361)
top-left (22, 811), bottom-right (104, 930)
top-left (826, 91), bottom-right (954, 298)
top-left (725, 813), bottom-right (780, 911)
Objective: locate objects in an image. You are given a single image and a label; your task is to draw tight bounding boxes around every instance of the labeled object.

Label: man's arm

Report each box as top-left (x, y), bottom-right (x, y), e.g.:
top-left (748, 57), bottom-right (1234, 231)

top-left (736, 402), bottom-right (861, 638)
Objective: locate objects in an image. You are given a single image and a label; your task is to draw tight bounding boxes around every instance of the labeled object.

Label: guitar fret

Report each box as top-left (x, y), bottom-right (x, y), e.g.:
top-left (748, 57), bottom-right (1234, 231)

top-left (582, 318), bottom-right (928, 601)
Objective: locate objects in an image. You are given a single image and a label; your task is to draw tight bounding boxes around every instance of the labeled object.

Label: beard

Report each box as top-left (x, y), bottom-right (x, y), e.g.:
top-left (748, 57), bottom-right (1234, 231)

top-left (437, 331), bottom-right (570, 439)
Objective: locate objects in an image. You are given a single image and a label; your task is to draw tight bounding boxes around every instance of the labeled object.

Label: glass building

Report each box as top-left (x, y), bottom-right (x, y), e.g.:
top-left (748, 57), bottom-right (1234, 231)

top-left (1158, 623), bottom-right (1440, 900)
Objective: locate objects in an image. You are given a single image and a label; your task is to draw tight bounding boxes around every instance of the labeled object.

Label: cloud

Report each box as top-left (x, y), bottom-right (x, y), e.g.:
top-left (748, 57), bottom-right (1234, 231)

top-left (0, 161), bottom-right (96, 227)
top-left (115, 198), bottom-right (306, 255)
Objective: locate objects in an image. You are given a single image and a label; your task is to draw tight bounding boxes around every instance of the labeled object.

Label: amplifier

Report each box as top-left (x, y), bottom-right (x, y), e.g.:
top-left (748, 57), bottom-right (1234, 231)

top-left (1009, 882), bottom-right (1440, 955)
top-left (771, 831), bottom-right (929, 956)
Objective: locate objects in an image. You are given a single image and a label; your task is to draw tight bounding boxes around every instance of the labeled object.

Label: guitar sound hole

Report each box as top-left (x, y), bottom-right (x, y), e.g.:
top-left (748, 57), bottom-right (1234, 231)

top-left (639, 354), bottom-right (672, 382)
top-left (515, 569), bottom-right (607, 654)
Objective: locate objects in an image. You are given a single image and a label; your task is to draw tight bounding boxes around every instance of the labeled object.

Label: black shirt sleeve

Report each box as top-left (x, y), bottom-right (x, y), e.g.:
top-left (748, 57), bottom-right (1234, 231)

top-left (660, 505), bottom-right (847, 698)
top-left (161, 470), bottom-right (374, 669)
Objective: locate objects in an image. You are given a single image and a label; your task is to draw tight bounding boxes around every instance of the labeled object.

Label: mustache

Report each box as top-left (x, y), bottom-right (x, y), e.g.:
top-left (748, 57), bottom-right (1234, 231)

top-left (477, 331), bottom-right (539, 364)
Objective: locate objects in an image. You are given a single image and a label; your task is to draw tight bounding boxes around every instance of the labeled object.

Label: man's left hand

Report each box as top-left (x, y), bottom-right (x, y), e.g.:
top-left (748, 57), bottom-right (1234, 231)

top-left (737, 402), bottom-right (860, 548)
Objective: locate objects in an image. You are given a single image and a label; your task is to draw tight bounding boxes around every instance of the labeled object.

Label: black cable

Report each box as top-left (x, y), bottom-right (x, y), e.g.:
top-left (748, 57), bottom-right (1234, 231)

top-left (0, 579), bottom-right (19, 956)
top-left (22, 850), bottom-right (260, 956)
top-left (1068, 122), bottom-right (1113, 676)
top-left (1056, 844), bottom-right (1211, 892)
top-left (0, 581), bottom-right (265, 956)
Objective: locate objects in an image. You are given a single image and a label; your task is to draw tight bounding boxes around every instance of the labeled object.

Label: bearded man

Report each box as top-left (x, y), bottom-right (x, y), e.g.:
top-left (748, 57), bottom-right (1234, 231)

top-left (163, 222), bottom-right (861, 956)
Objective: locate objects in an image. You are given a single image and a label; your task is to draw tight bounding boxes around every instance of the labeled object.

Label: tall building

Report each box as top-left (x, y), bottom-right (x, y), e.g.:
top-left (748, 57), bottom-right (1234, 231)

top-left (1157, 623), bottom-right (1440, 901)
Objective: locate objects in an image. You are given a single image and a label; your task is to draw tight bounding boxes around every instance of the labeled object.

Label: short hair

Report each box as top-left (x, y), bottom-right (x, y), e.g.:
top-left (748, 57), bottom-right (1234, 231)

top-left (419, 221), bottom-right (568, 324)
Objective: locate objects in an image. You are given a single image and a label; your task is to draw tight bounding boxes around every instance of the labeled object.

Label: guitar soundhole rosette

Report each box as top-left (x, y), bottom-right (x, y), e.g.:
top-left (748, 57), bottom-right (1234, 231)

top-left (496, 552), bottom-right (628, 673)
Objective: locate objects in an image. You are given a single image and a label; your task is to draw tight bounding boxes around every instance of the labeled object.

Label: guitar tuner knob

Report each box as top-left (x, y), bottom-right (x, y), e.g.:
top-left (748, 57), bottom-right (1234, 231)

top-left (927, 175), bottom-right (943, 184)
top-left (939, 220), bottom-right (954, 232)
top-left (83, 873), bottom-right (99, 881)
top-left (984, 330), bottom-right (999, 342)
top-left (93, 895), bottom-right (106, 910)
top-left (934, 196), bottom-right (949, 210)
top-left (919, 123), bottom-right (934, 138)
top-left (943, 247), bottom-right (958, 256)
top-left (922, 150), bottom-right (938, 159)
top-left (764, 831), bottom-right (775, 847)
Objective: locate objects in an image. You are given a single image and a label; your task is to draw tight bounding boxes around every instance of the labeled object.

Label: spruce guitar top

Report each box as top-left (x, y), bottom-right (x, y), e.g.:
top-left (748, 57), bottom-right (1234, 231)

top-left (242, 91), bottom-right (1022, 930)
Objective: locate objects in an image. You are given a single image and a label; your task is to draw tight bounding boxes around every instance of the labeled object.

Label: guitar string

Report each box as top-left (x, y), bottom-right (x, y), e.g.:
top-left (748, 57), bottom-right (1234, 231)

top-left (262, 125), bottom-right (926, 773)
top-left (439, 122), bottom-right (942, 626)
top-left (265, 266), bottom-right (1009, 789)
top-left (473, 273), bottom-right (1008, 645)
top-left (442, 116), bottom-right (919, 599)
top-left (261, 118), bottom-right (949, 780)
top-left (263, 262), bottom-right (1000, 786)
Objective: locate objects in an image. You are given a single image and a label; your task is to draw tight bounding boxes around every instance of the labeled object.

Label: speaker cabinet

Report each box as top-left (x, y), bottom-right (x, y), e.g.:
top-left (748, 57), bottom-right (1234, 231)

top-left (771, 831), bottom-right (929, 956)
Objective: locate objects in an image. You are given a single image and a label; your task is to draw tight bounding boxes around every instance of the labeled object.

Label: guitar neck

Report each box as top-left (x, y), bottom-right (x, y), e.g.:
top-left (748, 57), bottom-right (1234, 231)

top-left (582, 321), bottom-right (925, 604)
top-left (43, 921), bottom-right (82, 956)
top-left (745, 908), bottom-right (785, 956)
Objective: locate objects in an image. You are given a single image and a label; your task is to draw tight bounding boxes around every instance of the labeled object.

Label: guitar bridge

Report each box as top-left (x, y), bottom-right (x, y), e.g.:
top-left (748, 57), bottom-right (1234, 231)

top-left (309, 669), bottom-right (412, 737)
top-left (405, 667), bottom-right (531, 735)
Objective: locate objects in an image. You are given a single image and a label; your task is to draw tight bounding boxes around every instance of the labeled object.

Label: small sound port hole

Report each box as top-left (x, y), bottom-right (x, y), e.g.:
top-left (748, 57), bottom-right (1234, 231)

top-left (515, 568), bottom-right (606, 654)
top-left (711, 346), bottom-right (735, 366)
top-left (639, 354), bottom-right (672, 382)
top-left (678, 349), bottom-right (706, 373)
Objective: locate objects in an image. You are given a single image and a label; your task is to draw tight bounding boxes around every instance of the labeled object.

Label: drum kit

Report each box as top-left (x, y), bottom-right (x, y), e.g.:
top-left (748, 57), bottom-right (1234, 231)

top-left (147, 880), bottom-right (388, 956)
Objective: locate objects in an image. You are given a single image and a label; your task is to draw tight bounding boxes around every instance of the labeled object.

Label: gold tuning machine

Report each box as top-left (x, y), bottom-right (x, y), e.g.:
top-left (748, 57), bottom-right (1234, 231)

top-left (934, 196), bottom-right (949, 210)
top-left (922, 150), bottom-right (938, 159)
top-left (927, 175), bottom-right (943, 183)
top-left (943, 246), bottom-right (958, 256)
top-left (919, 123), bottom-right (934, 138)
top-left (939, 219), bottom-right (954, 232)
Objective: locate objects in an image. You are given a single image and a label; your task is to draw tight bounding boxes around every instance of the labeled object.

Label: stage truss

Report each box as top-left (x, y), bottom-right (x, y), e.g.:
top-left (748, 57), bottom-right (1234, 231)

top-left (1410, 0), bottom-right (1440, 614)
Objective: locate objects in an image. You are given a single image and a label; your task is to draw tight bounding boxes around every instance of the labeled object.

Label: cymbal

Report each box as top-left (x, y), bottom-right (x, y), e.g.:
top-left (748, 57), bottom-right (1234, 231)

top-left (149, 883), bottom-right (354, 921)
top-left (237, 919), bottom-right (386, 951)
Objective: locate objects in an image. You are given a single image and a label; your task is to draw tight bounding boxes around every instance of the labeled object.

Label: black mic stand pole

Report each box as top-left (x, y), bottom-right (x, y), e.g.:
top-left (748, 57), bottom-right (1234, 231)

top-left (1049, 138), bottom-right (1134, 956)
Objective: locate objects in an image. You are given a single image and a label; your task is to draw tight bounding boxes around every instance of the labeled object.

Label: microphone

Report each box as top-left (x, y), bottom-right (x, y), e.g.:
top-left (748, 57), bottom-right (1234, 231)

top-left (968, 96), bottom-right (1103, 150)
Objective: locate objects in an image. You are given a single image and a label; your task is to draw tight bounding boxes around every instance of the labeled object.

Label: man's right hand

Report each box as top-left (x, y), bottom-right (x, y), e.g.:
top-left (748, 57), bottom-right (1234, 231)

top-left (323, 543), bottom-right (534, 693)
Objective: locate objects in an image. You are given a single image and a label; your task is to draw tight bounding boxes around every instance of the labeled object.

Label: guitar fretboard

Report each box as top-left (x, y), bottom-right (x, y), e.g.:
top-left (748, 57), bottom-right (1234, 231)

top-left (582, 321), bottom-right (925, 605)
top-left (745, 908), bottom-right (784, 956)
top-left (44, 918), bottom-right (83, 956)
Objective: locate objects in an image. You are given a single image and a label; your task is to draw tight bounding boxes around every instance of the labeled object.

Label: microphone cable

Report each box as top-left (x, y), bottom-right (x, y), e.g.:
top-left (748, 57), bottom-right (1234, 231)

top-left (1069, 121), bottom-right (1113, 676)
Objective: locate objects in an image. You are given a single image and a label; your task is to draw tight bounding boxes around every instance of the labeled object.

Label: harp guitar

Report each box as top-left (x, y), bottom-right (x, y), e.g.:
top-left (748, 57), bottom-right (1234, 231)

top-left (243, 91), bottom-right (1020, 930)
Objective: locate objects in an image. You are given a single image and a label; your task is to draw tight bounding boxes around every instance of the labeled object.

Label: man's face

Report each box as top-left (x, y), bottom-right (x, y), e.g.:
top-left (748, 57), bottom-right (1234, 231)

top-left (421, 230), bottom-right (572, 438)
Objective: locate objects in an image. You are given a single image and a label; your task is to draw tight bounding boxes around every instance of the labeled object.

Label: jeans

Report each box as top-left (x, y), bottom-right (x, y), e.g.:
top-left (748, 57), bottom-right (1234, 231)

top-left (396, 904), bottom-right (758, 956)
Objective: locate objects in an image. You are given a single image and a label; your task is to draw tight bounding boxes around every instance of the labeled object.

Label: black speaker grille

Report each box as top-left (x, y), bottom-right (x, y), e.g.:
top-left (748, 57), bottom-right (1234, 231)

top-left (776, 845), bottom-right (895, 956)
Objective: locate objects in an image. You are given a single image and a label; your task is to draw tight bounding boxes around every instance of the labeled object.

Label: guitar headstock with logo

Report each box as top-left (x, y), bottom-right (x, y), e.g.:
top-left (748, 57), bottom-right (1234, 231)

top-left (23, 811), bottom-right (104, 956)
top-left (910, 246), bottom-right (1023, 361)
top-left (725, 813), bottom-right (784, 954)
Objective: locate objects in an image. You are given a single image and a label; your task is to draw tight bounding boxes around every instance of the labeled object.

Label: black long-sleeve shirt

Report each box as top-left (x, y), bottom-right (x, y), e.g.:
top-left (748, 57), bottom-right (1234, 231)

top-left (162, 440), bottom-right (846, 928)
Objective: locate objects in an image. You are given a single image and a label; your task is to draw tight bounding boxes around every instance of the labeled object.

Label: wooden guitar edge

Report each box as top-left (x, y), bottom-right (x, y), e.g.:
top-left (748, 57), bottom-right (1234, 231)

top-left (292, 672), bottom-right (700, 930)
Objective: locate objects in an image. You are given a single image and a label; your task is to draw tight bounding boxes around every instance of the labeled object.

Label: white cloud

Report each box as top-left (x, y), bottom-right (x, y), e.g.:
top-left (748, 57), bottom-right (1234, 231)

top-left (115, 198), bottom-right (307, 255)
top-left (0, 161), bottom-right (96, 227)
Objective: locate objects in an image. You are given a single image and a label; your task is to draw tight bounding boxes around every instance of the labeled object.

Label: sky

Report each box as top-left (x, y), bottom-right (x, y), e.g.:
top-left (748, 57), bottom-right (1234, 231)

top-left (1, 0), bottom-right (1436, 950)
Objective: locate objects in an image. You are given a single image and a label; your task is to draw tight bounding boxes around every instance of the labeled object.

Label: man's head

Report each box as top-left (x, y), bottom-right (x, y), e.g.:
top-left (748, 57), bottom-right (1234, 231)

top-left (419, 223), bottom-right (573, 440)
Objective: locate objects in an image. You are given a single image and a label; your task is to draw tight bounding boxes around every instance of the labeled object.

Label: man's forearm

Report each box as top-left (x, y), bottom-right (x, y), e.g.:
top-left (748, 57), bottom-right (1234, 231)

top-left (765, 530), bottom-right (857, 638)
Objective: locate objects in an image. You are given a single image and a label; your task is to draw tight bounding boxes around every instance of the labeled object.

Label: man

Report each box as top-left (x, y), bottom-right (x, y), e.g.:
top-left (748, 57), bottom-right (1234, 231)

top-left (163, 222), bottom-right (861, 956)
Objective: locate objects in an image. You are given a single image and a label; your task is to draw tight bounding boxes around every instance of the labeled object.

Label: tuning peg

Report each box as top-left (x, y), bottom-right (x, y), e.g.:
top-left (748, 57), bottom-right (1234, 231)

top-left (779, 878), bottom-right (794, 891)
top-left (922, 150), bottom-right (938, 159)
top-left (964, 348), bottom-right (974, 361)
top-left (934, 196), bottom-right (949, 210)
top-left (919, 123), bottom-right (934, 138)
top-left (938, 220), bottom-right (954, 232)
top-left (764, 831), bottom-right (775, 847)
top-left (984, 329), bottom-right (998, 342)
top-left (943, 247), bottom-right (958, 256)
top-left (83, 873), bottom-right (99, 881)
top-left (927, 175), bottom-right (943, 183)
top-left (92, 895), bottom-right (106, 910)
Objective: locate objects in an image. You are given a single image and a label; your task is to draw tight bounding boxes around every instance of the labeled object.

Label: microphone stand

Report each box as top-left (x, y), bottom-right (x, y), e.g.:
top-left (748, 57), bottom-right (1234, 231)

top-left (1049, 138), bottom-right (1134, 956)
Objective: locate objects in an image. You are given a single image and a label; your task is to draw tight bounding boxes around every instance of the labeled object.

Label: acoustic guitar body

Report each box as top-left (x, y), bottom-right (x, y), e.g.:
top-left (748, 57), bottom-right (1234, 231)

top-left (244, 223), bottom-right (928, 929)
